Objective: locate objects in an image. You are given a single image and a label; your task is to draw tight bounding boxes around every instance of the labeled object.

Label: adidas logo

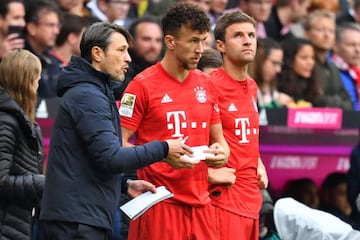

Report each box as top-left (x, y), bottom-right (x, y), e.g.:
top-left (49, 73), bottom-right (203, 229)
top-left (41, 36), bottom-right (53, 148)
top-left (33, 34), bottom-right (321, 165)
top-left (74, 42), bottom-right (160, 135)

top-left (161, 94), bottom-right (173, 103)
top-left (228, 103), bottom-right (238, 112)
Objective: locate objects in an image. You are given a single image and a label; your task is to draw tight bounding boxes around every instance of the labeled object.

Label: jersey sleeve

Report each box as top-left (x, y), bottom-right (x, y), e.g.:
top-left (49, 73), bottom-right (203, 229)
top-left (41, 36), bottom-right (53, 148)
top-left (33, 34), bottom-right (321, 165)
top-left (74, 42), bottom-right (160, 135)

top-left (119, 79), bottom-right (147, 131)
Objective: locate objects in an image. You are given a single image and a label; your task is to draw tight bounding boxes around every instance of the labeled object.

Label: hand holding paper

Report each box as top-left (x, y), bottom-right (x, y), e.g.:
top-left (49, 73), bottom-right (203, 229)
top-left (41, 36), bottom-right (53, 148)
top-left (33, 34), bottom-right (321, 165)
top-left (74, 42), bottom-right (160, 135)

top-left (120, 186), bottom-right (173, 220)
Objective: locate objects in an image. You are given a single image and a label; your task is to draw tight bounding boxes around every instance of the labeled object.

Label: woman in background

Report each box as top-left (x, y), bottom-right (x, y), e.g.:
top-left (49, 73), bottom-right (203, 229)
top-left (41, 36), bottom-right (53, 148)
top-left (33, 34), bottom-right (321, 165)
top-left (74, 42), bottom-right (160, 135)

top-left (0, 49), bottom-right (45, 239)
top-left (248, 38), bottom-right (284, 109)
top-left (277, 38), bottom-right (322, 108)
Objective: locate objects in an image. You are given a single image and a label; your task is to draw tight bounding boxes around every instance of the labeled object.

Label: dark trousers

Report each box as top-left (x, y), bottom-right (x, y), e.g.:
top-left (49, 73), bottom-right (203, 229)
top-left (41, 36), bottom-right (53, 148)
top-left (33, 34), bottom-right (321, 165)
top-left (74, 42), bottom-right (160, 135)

top-left (42, 221), bottom-right (108, 240)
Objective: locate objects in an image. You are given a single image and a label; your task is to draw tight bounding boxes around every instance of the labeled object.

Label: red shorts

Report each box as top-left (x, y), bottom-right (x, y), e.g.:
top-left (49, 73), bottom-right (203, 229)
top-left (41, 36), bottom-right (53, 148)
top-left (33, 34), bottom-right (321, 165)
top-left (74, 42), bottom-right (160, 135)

top-left (128, 201), bottom-right (217, 240)
top-left (214, 206), bottom-right (259, 240)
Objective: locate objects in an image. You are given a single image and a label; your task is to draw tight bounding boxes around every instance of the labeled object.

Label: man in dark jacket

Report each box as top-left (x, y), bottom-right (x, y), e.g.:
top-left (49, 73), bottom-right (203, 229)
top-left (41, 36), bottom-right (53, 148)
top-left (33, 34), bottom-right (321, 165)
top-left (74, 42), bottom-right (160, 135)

top-left (40, 22), bottom-right (194, 239)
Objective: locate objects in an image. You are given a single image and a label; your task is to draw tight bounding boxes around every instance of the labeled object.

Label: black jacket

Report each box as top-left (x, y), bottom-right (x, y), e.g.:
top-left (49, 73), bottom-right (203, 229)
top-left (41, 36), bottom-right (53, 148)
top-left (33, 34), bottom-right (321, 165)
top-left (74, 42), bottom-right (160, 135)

top-left (0, 87), bottom-right (44, 240)
top-left (40, 56), bottom-right (168, 230)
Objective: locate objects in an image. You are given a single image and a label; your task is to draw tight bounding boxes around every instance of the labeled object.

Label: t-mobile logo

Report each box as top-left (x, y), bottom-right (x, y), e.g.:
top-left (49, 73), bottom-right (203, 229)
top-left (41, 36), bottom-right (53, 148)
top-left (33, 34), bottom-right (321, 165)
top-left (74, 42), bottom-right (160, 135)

top-left (235, 117), bottom-right (258, 143)
top-left (167, 111), bottom-right (207, 137)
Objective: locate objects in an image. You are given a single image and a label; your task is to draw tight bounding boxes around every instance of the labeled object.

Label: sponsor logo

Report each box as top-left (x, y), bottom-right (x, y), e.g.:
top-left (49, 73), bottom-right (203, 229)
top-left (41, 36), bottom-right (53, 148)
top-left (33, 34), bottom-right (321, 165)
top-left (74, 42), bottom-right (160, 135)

top-left (194, 86), bottom-right (207, 103)
top-left (161, 94), bottom-right (173, 103)
top-left (287, 108), bottom-right (342, 129)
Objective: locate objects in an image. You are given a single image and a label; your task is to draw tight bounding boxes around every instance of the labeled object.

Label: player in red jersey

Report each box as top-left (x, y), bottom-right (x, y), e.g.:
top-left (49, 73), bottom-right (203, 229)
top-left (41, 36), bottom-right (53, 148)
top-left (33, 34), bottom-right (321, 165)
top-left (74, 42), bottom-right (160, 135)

top-left (119, 3), bottom-right (229, 240)
top-left (209, 11), bottom-right (269, 240)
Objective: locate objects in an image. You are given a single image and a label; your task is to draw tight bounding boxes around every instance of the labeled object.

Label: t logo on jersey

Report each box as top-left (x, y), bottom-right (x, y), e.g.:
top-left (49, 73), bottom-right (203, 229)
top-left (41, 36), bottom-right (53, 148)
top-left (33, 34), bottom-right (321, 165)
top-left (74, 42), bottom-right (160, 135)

top-left (167, 111), bottom-right (207, 138)
top-left (235, 117), bottom-right (258, 143)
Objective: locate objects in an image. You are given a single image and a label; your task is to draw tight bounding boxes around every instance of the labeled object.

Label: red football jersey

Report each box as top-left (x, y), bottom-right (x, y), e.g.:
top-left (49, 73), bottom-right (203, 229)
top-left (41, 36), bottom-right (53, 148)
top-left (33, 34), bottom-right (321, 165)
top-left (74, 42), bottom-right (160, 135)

top-left (120, 63), bottom-right (220, 206)
top-left (209, 68), bottom-right (262, 218)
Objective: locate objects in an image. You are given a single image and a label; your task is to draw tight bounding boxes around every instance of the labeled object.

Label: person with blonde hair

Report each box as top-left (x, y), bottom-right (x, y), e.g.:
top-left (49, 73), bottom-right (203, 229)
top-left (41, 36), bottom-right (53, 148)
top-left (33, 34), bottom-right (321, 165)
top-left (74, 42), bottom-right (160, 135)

top-left (0, 49), bottom-right (44, 239)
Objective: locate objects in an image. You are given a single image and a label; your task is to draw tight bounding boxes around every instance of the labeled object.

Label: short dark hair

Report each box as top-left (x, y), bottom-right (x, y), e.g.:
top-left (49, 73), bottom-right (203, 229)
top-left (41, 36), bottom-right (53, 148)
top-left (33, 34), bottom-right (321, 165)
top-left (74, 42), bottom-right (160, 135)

top-left (56, 13), bottom-right (87, 47)
top-left (197, 48), bottom-right (223, 71)
top-left (128, 16), bottom-right (161, 39)
top-left (162, 2), bottom-right (210, 38)
top-left (214, 11), bottom-right (256, 42)
top-left (25, 0), bottom-right (60, 24)
top-left (0, 0), bottom-right (24, 18)
top-left (80, 22), bottom-right (133, 62)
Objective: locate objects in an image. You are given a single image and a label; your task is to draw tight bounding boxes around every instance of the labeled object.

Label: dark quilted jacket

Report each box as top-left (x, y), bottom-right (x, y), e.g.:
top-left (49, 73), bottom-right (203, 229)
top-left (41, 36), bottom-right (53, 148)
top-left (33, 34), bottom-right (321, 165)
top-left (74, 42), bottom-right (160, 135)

top-left (0, 86), bottom-right (44, 240)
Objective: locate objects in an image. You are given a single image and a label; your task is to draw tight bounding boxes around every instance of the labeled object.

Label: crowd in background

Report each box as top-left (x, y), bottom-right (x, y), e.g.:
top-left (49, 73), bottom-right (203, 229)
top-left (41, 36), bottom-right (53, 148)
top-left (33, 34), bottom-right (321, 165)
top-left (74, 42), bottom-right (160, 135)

top-left (1, 0), bottom-right (359, 117)
top-left (2, 0), bottom-right (360, 239)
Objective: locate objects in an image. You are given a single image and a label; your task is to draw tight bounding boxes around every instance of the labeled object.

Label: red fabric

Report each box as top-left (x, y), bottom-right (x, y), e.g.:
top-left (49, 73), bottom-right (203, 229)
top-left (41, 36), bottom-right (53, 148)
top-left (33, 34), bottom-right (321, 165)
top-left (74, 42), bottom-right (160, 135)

top-left (215, 207), bottom-right (259, 240)
top-left (332, 54), bottom-right (360, 108)
top-left (209, 68), bottom-right (262, 219)
top-left (128, 202), bottom-right (217, 240)
top-left (350, 66), bottom-right (360, 108)
top-left (120, 62), bottom-right (220, 206)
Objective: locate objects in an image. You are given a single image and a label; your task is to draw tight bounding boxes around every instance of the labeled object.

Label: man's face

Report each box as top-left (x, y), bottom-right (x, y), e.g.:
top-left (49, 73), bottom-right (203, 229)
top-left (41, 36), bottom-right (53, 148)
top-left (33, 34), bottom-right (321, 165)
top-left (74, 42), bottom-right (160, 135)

top-left (335, 29), bottom-right (360, 66)
top-left (106, 0), bottom-right (130, 23)
top-left (171, 25), bottom-right (208, 70)
top-left (243, 0), bottom-right (272, 23)
top-left (306, 17), bottom-right (335, 51)
top-left (134, 22), bottom-right (163, 63)
top-left (100, 32), bottom-right (132, 82)
top-left (27, 11), bottom-right (61, 49)
top-left (0, 2), bottom-right (25, 35)
top-left (217, 22), bottom-right (257, 65)
top-left (291, 0), bottom-right (310, 22)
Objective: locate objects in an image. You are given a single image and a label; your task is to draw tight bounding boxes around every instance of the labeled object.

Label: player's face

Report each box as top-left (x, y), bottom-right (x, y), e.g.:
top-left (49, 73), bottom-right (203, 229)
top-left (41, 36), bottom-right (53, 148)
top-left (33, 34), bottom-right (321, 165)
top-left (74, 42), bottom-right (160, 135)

top-left (172, 25), bottom-right (208, 70)
top-left (217, 22), bottom-right (257, 65)
top-left (100, 32), bottom-right (132, 82)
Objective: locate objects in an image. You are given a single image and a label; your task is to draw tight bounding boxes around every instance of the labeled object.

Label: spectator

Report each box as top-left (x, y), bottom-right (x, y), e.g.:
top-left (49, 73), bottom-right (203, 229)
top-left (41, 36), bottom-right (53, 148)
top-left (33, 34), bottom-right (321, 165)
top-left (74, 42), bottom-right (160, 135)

top-left (304, 10), bottom-right (353, 110)
top-left (348, 142), bottom-right (360, 225)
top-left (337, 0), bottom-right (360, 25)
top-left (114, 16), bottom-right (163, 97)
top-left (50, 13), bottom-right (89, 67)
top-left (209, 0), bottom-right (229, 29)
top-left (0, 49), bottom-right (44, 240)
top-left (278, 38), bottom-right (321, 108)
top-left (264, 0), bottom-right (310, 42)
top-left (248, 38), bottom-right (284, 109)
top-left (181, 0), bottom-right (212, 13)
top-left (332, 22), bottom-right (360, 111)
top-left (228, 0), bottom-right (273, 39)
top-left (282, 178), bottom-right (320, 209)
top-left (39, 21), bottom-right (193, 239)
top-left (319, 172), bottom-right (358, 229)
top-left (127, 0), bottom-right (154, 19)
top-left (56, 0), bottom-right (92, 16)
top-left (87, 0), bottom-right (134, 28)
top-left (120, 3), bottom-right (229, 239)
top-left (0, 0), bottom-right (26, 59)
top-left (25, 0), bottom-right (63, 118)
top-left (308, 0), bottom-right (339, 13)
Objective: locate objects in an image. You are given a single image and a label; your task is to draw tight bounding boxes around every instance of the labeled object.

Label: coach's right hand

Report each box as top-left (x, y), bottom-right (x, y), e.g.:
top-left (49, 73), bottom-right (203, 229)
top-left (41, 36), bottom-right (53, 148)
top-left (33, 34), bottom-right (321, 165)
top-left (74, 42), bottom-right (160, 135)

top-left (163, 138), bottom-right (197, 169)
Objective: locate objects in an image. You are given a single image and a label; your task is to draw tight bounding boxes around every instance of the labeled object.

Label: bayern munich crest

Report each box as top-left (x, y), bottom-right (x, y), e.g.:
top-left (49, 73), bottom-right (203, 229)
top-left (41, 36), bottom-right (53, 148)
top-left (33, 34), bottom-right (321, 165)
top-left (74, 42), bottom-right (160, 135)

top-left (194, 86), bottom-right (207, 103)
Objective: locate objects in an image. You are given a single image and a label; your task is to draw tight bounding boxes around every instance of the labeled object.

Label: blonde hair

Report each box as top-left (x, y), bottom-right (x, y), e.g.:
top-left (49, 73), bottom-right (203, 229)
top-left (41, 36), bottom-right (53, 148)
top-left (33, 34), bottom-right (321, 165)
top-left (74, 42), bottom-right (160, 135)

top-left (303, 10), bottom-right (335, 31)
top-left (0, 49), bottom-right (41, 124)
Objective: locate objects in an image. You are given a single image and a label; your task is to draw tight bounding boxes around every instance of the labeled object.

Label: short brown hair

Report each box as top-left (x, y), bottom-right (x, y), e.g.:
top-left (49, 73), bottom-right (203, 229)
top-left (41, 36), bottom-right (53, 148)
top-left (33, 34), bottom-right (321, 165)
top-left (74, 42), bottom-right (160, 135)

top-left (214, 11), bottom-right (256, 42)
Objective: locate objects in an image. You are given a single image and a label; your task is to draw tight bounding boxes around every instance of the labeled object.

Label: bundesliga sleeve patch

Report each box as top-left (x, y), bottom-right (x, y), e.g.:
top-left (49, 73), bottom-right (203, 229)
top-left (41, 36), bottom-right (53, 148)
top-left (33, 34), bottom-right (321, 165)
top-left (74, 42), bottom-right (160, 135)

top-left (119, 93), bottom-right (136, 117)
